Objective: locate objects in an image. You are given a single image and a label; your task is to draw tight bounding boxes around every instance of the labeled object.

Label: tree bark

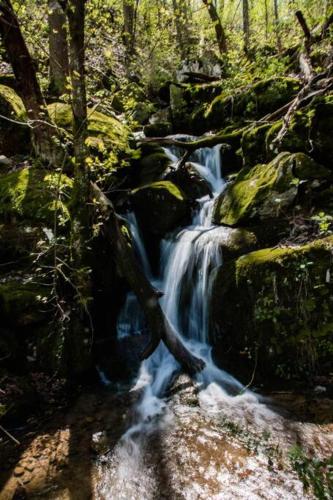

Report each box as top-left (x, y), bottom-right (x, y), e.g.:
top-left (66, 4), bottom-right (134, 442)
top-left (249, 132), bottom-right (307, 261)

top-left (202, 0), bottom-right (227, 55)
top-left (0, 0), bottom-right (62, 164)
top-left (48, 0), bottom-right (69, 96)
top-left (273, 0), bottom-right (282, 51)
top-left (91, 183), bottom-right (205, 375)
top-left (242, 0), bottom-right (250, 55)
top-left (122, 0), bottom-right (136, 57)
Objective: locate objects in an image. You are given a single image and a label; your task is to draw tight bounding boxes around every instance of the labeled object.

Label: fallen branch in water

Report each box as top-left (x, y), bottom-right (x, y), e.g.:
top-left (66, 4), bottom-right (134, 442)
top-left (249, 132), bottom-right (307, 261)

top-left (139, 135), bottom-right (230, 169)
top-left (91, 182), bottom-right (205, 375)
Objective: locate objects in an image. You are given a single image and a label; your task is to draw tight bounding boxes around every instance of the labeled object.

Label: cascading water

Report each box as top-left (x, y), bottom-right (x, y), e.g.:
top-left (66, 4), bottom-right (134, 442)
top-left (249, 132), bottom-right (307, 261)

top-left (117, 137), bottom-right (244, 406)
top-left (95, 138), bottom-right (333, 500)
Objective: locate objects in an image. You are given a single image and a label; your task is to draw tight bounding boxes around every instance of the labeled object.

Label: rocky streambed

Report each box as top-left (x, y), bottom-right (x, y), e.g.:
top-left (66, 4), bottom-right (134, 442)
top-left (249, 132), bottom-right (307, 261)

top-left (1, 377), bottom-right (333, 499)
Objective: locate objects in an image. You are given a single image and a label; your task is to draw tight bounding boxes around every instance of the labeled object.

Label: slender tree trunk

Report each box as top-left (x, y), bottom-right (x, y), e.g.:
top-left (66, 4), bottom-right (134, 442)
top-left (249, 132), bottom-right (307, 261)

top-left (242, 0), bottom-right (250, 55)
top-left (48, 0), bottom-right (69, 96)
top-left (0, 0), bottom-right (62, 164)
top-left (122, 0), bottom-right (136, 57)
top-left (264, 0), bottom-right (269, 40)
top-left (273, 0), bottom-right (282, 52)
top-left (202, 0), bottom-right (228, 55)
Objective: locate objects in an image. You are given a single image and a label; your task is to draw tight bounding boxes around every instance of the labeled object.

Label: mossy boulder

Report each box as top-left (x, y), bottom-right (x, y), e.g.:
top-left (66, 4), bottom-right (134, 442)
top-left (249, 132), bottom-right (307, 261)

top-left (211, 236), bottom-right (333, 381)
top-left (266, 95), bottom-right (333, 170)
top-left (213, 152), bottom-right (330, 227)
top-left (0, 279), bottom-right (48, 327)
top-left (134, 146), bottom-right (172, 185)
top-left (144, 121), bottom-right (172, 137)
top-left (204, 77), bottom-right (300, 132)
top-left (0, 85), bottom-right (31, 156)
top-left (48, 102), bottom-right (132, 170)
top-left (131, 180), bottom-right (190, 236)
top-left (0, 166), bottom-right (72, 225)
top-left (241, 122), bottom-right (272, 168)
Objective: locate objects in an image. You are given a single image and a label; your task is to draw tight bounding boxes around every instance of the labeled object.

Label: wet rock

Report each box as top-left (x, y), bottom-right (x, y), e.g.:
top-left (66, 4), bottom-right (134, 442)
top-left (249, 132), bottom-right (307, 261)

top-left (144, 121), bottom-right (172, 137)
top-left (91, 431), bottom-right (109, 455)
top-left (131, 180), bottom-right (190, 236)
top-left (165, 162), bottom-right (212, 200)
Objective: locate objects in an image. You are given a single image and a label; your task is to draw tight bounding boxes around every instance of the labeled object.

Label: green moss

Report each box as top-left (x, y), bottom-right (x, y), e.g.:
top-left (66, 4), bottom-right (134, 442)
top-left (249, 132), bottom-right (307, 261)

top-left (137, 150), bottom-right (171, 185)
top-left (0, 85), bottom-right (31, 156)
top-left (0, 84), bottom-right (26, 119)
top-left (213, 152), bottom-right (299, 226)
top-left (48, 102), bottom-right (131, 168)
top-left (241, 123), bottom-right (272, 167)
top-left (133, 180), bottom-right (184, 200)
top-left (214, 151), bottom-right (329, 227)
top-left (212, 236), bottom-right (333, 380)
top-left (205, 77), bottom-right (300, 131)
top-left (0, 279), bottom-right (48, 326)
top-left (132, 180), bottom-right (189, 236)
top-left (0, 167), bottom-right (72, 224)
top-left (266, 95), bottom-right (333, 169)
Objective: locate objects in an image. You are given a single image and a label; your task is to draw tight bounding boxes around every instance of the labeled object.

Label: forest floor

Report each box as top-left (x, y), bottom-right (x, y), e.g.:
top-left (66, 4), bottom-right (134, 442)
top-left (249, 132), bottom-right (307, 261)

top-left (0, 377), bottom-right (333, 499)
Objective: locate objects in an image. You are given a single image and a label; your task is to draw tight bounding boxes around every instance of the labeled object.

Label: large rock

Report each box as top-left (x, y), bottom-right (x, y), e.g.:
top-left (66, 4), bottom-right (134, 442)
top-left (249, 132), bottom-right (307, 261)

top-left (203, 77), bottom-right (300, 132)
top-left (211, 236), bottom-right (333, 381)
top-left (213, 152), bottom-right (330, 227)
top-left (266, 95), bottom-right (333, 170)
top-left (0, 85), bottom-right (30, 156)
top-left (165, 162), bottom-right (212, 201)
top-left (131, 180), bottom-right (190, 236)
top-left (48, 102), bottom-right (132, 170)
top-left (0, 166), bottom-right (72, 225)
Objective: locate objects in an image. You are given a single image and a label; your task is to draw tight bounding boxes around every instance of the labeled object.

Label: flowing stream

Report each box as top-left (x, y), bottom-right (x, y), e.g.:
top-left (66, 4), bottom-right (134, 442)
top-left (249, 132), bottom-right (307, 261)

top-left (95, 140), bottom-right (333, 499)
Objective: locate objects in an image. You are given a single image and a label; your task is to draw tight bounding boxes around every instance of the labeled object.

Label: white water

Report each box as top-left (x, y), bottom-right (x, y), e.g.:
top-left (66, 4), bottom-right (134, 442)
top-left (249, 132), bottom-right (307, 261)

top-left (117, 137), bottom-right (244, 413)
top-left (97, 139), bottom-right (333, 499)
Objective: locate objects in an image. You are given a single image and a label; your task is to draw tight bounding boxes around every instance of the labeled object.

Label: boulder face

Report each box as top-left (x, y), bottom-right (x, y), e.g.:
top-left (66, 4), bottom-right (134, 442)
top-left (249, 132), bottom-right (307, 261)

top-left (203, 77), bottom-right (300, 132)
top-left (211, 236), bottom-right (333, 381)
top-left (0, 166), bottom-right (72, 225)
top-left (266, 95), bottom-right (333, 170)
top-left (165, 162), bottom-right (212, 201)
top-left (213, 152), bottom-right (330, 227)
top-left (131, 180), bottom-right (190, 236)
top-left (48, 102), bottom-right (132, 171)
top-left (0, 85), bottom-right (31, 156)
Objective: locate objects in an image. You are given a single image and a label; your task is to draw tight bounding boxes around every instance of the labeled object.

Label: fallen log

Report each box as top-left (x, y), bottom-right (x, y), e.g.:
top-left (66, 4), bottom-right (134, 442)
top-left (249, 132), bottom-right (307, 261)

top-left (91, 182), bottom-right (205, 375)
top-left (139, 135), bottom-right (230, 169)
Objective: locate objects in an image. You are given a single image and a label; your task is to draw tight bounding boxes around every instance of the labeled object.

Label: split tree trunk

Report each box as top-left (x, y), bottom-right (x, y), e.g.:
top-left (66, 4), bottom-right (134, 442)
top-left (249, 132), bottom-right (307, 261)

top-left (91, 183), bottom-right (205, 375)
top-left (202, 0), bottom-right (227, 56)
top-left (48, 0), bottom-right (69, 97)
top-left (0, 0), bottom-right (62, 164)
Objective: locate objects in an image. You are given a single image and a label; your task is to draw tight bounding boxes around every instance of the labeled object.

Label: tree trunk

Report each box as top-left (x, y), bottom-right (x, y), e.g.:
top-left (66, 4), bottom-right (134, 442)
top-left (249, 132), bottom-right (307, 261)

top-left (202, 0), bottom-right (227, 55)
top-left (242, 0), bottom-right (250, 55)
top-left (273, 0), bottom-right (282, 52)
top-left (48, 0), bottom-right (69, 96)
top-left (0, 0), bottom-right (62, 164)
top-left (122, 0), bottom-right (136, 57)
top-left (264, 0), bottom-right (269, 40)
top-left (91, 183), bottom-right (205, 375)
top-left (65, 0), bottom-right (90, 266)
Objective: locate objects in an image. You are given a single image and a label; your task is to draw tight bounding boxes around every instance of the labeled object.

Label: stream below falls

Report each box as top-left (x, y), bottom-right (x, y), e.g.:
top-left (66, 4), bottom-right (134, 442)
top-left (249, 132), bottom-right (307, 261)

top-left (1, 140), bottom-right (333, 500)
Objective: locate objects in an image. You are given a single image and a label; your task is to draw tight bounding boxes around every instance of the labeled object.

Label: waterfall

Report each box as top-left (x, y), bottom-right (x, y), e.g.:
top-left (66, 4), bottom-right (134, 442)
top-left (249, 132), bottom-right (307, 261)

top-left (117, 139), bottom-right (244, 422)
